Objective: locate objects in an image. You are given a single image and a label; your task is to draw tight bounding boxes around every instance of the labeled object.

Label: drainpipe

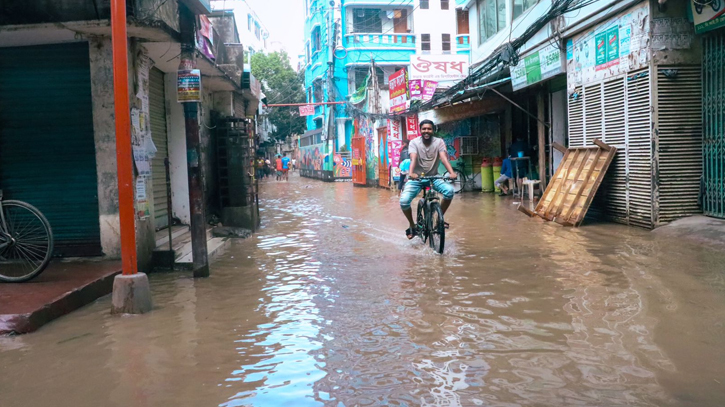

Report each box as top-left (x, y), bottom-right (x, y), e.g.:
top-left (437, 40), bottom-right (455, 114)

top-left (110, 0), bottom-right (152, 314)
top-left (180, 5), bottom-right (210, 278)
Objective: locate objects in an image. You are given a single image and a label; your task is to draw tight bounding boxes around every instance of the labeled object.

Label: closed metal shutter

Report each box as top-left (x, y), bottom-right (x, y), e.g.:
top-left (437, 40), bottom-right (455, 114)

top-left (149, 68), bottom-right (169, 230)
top-left (702, 34), bottom-right (725, 218)
top-left (0, 43), bottom-right (102, 256)
top-left (567, 70), bottom-right (653, 228)
top-left (656, 66), bottom-right (702, 224)
top-left (602, 77), bottom-right (628, 223)
top-left (627, 70), bottom-right (653, 228)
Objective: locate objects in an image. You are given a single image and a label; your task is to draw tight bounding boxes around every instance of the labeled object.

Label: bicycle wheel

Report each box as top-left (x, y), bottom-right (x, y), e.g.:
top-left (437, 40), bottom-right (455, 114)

top-left (0, 200), bottom-right (54, 282)
top-left (428, 202), bottom-right (446, 254)
top-left (443, 171), bottom-right (464, 193)
top-left (416, 199), bottom-right (428, 243)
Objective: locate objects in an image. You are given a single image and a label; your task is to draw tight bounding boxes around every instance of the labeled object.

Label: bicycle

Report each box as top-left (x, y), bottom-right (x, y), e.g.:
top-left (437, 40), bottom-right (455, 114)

top-left (414, 175), bottom-right (453, 254)
top-left (443, 160), bottom-right (474, 194)
top-left (0, 190), bottom-right (54, 282)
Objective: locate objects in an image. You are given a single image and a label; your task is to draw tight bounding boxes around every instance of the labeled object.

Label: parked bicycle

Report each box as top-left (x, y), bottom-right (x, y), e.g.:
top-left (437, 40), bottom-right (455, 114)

top-left (0, 190), bottom-right (54, 282)
top-left (414, 176), bottom-right (453, 254)
top-left (443, 160), bottom-right (474, 194)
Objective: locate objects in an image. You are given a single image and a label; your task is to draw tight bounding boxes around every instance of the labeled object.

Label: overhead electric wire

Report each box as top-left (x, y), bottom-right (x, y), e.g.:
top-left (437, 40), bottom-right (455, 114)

top-left (344, 0), bottom-right (603, 121)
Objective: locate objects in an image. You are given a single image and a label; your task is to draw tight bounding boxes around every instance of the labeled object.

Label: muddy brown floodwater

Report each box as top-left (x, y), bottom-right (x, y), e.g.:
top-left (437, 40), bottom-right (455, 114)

top-left (1, 173), bottom-right (725, 407)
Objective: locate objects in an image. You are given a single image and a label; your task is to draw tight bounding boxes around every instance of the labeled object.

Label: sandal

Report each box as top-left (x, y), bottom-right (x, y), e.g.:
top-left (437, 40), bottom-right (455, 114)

top-left (405, 227), bottom-right (418, 240)
top-left (443, 222), bottom-right (450, 229)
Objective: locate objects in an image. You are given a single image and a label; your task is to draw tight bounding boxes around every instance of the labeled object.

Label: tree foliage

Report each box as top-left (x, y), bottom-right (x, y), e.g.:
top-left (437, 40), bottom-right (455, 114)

top-left (250, 51), bottom-right (306, 141)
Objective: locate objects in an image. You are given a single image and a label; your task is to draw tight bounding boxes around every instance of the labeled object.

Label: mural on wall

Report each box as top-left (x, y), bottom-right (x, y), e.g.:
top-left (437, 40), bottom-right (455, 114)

top-left (437, 120), bottom-right (471, 162)
top-left (333, 154), bottom-right (352, 178)
top-left (354, 116), bottom-right (378, 181)
top-left (300, 143), bottom-right (326, 172)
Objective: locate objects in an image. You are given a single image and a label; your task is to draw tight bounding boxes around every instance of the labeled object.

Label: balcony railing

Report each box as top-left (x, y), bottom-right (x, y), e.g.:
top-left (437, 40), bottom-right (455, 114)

top-left (456, 34), bottom-right (470, 49)
top-left (345, 33), bottom-right (416, 49)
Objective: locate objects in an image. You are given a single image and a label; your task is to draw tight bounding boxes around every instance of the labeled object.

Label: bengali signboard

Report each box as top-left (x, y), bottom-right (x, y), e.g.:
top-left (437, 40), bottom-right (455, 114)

top-left (299, 105), bottom-right (315, 116)
top-left (389, 68), bottom-right (408, 113)
top-left (406, 115), bottom-right (420, 139)
top-left (409, 79), bottom-right (438, 101)
top-left (409, 54), bottom-right (468, 82)
top-left (510, 44), bottom-right (565, 91)
top-left (566, 2), bottom-right (649, 91)
top-left (177, 69), bottom-right (201, 102)
top-left (691, 0), bottom-right (725, 34)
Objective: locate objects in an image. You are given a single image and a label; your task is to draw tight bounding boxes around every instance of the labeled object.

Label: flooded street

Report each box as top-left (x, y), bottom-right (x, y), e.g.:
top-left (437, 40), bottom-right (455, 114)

top-left (1, 173), bottom-right (724, 407)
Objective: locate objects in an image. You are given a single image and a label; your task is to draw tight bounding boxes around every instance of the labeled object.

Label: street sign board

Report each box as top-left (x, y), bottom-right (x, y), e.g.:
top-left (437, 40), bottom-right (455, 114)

top-left (389, 68), bottom-right (408, 113)
top-left (299, 105), bottom-right (315, 116)
top-left (510, 44), bottom-right (565, 91)
top-left (409, 54), bottom-right (468, 82)
top-left (691, 0), bottom-right (725, 34)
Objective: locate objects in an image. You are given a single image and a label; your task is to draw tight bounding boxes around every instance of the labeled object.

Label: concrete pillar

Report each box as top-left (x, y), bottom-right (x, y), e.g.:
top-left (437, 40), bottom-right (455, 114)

top-left (111, 273), bottom-right (153, 314)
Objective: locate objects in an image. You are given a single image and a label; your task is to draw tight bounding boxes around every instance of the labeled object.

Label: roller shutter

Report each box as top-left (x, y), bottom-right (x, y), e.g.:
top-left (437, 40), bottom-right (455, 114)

top-left (149, 68), bottom-right (170, 230)
top-left (0, 43), bottom-right (102, 256)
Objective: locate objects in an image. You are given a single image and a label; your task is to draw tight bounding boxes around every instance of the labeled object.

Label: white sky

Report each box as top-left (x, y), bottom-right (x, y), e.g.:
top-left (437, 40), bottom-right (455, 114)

top-left (215, 0), bottom-right (306, 68)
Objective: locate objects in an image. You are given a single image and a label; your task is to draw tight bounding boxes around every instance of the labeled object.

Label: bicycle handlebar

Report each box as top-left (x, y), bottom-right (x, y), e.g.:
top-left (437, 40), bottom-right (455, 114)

top-left (413, 175), bottom-right (454, 181)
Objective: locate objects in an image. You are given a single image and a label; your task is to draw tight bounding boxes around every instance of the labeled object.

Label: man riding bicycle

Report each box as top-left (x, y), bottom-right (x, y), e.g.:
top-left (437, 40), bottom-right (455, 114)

top-left (400, 120), bottom-right (457, 239)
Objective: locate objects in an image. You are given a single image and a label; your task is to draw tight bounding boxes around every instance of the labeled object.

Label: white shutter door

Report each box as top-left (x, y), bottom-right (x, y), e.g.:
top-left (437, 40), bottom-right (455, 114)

top-left (584, 83), bottom-right (603, 146)
top-left (149, 68), bottom-right (170, 230)
top-left (626, 70), bottom-right (653, 228)
top-left (602, 77), bottom-right (628, 223)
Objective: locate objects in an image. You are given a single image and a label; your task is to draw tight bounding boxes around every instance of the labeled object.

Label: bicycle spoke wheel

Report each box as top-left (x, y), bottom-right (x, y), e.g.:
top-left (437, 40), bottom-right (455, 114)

top-left (0, 200), bottom-right (54, 282)
top-left (416, 199), bottom-right (427, 243)
top-left (428, 202), bottom-right (446, 254)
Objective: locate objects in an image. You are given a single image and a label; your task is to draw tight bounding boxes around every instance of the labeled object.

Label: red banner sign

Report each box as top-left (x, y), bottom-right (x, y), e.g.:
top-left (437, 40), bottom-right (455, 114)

top-left (388, 68), bottom-right (408, 113)
top-left (299, 105), bottom-right (315, 116)
top-left (406, 115), bottom-right (420, 140)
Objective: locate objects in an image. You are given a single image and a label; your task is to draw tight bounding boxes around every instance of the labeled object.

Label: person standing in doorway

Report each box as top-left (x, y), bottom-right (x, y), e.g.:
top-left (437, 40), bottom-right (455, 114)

top-left (291, 157), bottom-right (297, 172)
top-left (281, 153), bottom-right (291, 181)
top-left (275, 155), bottom-right (283, 181)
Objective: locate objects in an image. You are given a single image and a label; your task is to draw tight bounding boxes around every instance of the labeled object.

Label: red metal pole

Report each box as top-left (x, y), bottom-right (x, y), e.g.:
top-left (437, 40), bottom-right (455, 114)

top-left (111, 0), bottom-right (137, 275)
top-left (265, 102), bottom-right (346, 107)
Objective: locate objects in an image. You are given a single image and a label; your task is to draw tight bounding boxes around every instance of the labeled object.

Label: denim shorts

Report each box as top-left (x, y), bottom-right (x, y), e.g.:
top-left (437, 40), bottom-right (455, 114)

top-left (399, 179), bottom-right (455, 210)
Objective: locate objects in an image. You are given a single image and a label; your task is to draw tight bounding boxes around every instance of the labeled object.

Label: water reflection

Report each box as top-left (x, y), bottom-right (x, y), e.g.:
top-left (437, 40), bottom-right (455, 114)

top-left (0, 175), bottom-right (724, 407)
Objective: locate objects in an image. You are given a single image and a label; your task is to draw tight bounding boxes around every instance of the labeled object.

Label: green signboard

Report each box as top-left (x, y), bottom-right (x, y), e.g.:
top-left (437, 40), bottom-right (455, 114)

top-left (510, 44), bottom-right (564, 91)
top-left (692, 1), bottom-right (725, 34)
top-left (594, 25), bottom-right (620, 70)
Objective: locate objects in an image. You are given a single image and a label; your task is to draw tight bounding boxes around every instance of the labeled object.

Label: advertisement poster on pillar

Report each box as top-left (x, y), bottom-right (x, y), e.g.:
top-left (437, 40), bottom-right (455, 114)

top-left (389, 68), bottom-right (408, 114)
top-left (409, 55), bottom-right (468, 82)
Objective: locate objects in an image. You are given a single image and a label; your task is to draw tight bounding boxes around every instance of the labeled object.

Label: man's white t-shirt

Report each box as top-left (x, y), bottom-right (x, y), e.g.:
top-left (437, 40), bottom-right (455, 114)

top-left (408, 136), bottom-right (446, 176)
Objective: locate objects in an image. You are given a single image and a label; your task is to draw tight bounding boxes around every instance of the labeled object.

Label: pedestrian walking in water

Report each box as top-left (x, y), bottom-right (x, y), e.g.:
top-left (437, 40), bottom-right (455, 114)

top-left (281, 153), bottom-right (291, 181)
top-left (275, 155), bottom-right (283, 181)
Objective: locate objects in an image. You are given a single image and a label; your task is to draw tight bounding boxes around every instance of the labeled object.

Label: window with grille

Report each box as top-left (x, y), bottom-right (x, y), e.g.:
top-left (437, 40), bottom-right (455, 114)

top-left (441, 0), bottom-right (449, 10)
top-left (311, 26), bottom-right (321, 52)
top-left (420, 0), bottom-right (429, 9)
top-left (313, 80), bottom-right (323, 103)
top-left (421, 34), bottom-right (431, 52)
top-left (460, 136), bottom-right (479, 155)
top-left (352, 8), bottom-right (382, 33)
top-left (442, 34), bottom-right (451, 53)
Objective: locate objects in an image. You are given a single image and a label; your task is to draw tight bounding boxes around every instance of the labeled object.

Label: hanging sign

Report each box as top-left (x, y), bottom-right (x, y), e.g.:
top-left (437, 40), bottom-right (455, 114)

top-left (691, 1), bottom-right (725, 34)
top-left (406, 115), bottom-right (420, 139)
top-left (299, 105), bottom-right (315, 116)
top-left (388, 68), bottom-right (408, 113)
top-left (510, 44), bottom-right (565, 91)
top-left (409, 55), bottom-right (468, 81)
top-left (178, 69), bottom-right (201, 102)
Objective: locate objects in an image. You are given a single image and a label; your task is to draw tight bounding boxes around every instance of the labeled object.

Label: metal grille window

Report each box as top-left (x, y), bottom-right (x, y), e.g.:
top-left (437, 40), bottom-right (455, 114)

top-left (313, 80), bottom-right (323, 103)
top-left (441, 0), bottom-right (449, 10)
top-left (352, 8), bottom-right (382, 33)
top-left (420, 0), bottom-right (429, 9)
top-left (460, 136), bottom-right (479, 155)
top-left (442, 34), bottom-right (451, 53)
top-left (421, 33), bottom-right (431, 52)
top-left (311, 26), bottom-right (321, 52)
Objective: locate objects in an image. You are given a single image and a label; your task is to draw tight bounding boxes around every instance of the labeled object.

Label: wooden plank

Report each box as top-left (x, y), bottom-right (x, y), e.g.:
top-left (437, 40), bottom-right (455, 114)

top-left (518, 204), bottom-right (536, 217)
top-left (559, 148), bottom-right (603, 223)
top-left (551, 142), bottom-right (567, 153)
top-left (524, 142), bottom-right (618, 227)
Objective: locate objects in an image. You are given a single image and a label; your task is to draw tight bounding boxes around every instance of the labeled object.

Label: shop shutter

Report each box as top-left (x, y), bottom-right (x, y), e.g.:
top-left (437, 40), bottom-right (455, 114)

top-left (655, 66), bottom-right (702, 224)
top-left (703, 34), bottom-right (725, 218)
top-left (626, 69), bottom-right (653, 228)
top-left (149, 68), bottom-right (169, 230)
top-left (584, 83), bottom-right (603, 146)
top-left (568, 86), bottom-right (584, 147)
top-left (602, 77), bottom-right (628, 223)
top-left (0, 43), bottom-right (102, 256)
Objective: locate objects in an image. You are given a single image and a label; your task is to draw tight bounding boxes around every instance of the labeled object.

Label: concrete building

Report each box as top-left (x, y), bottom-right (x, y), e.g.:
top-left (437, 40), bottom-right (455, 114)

top-left (414, 0), bottom-right (709, 228)
top-left (0, 0), bottom-right (262, 270)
